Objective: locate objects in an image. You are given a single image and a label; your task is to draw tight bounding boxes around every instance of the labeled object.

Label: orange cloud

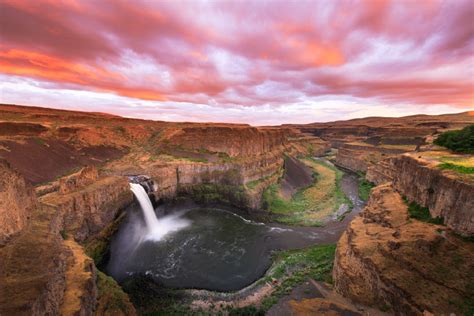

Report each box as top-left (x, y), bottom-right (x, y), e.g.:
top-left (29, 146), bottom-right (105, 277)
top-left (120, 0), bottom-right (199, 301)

top-left (0, 49), bottom-right (167, 101)
top-left (108, 88), bottom-right (167, 101)
top-left (297, 42), bottom-right (344, 66)
top-left (0, 0), bottom-right (473, 111)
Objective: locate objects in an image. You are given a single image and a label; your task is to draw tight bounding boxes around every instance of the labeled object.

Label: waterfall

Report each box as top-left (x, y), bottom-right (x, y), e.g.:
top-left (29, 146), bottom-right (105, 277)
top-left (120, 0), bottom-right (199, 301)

top-left (129, 182), bottom-right (191, 241)
top-left (130, 183), bottom-right (160, 232)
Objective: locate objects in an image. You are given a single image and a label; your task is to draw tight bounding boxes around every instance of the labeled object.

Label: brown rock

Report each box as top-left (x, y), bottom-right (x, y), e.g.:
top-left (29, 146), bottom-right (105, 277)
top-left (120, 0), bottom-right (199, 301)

top-left (333, 184), bottom-right (474, 315)
top-left (0, 159), bottom-right (37, 245)
top-left (367, 153), bottom-right (474, 236)
top-left (41, 176), bottom-right (133, 242)
top-left (59, 166), bottom-right (99, 194)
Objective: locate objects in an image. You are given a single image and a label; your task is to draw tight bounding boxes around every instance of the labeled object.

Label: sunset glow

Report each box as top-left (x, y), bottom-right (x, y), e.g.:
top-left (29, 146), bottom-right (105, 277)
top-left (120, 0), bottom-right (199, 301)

top-left (0, 0), bottom-right (473, 124)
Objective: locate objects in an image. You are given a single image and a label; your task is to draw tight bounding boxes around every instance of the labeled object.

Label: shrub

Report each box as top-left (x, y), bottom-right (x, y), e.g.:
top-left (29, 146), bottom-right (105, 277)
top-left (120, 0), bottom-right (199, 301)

top-left (358, 178), bottom-right (375, 201)
top-left (403, 197), bottom-right (444, 225)
top-left (434, 125), bottom-right (474, 154)
top-left (438, 162), bottom-right (474, 174)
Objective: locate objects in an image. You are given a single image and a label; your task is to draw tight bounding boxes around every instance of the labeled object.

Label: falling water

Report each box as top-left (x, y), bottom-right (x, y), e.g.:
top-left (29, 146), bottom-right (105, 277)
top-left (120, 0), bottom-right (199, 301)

top-left (130, 183), bottom-right (160, 231)
top-left (129, 183), bottom-right (191, 241)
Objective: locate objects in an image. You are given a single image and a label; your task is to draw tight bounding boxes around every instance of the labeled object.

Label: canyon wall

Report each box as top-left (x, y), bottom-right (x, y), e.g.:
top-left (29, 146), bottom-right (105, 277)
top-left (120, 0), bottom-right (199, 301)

top-left (41, 170), bottom-right (133, 242)
top-left (335, 148), bottom-right (373, 172)
top-left (165, 126), bottom-right (289, 157)
top-left (333, 184), bottom-right (474, 315)
top-left (0, 159), bottom-right (37, 245)
top-left (0, 162), bottom-right (135, 315)
top-left (143, 149), bottom-right (285, 209)
top-left (121, 127), bottom-right (329, 210)
top-left (334, 142), bottom-right (419, 173)
top-left (367, 153), bottom-right (474, 236)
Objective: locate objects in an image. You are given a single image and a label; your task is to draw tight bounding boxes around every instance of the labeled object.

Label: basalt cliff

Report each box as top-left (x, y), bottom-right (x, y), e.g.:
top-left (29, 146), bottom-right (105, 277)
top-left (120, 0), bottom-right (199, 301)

top-left (0, 103), bottom-right (473, 315)
top-left (333, 183), bottom-right (474, 315)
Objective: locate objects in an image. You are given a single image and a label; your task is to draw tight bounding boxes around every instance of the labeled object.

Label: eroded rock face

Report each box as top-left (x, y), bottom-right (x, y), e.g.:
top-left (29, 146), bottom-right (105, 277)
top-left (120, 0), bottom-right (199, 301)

top-left (59, 166), bottom-right (99, 194)
top-left (335, 144), bottom-right (409, 173)
top-left (333, 184), bottom-right (474, 315)
top-left (165, 126), bottom-right (289, 157)
top-left (0, 167), bottom-right (135, 315)
top-left (41, 175), bottom-right (133, 242)
top-left (367, 154), bottom-right (474, 236)
top-left (0, 159), bottom-right (37, 245)
top-left (335, 148), bottom-right (372, 172)
top-left (0, 204), bottom-right (70, 316)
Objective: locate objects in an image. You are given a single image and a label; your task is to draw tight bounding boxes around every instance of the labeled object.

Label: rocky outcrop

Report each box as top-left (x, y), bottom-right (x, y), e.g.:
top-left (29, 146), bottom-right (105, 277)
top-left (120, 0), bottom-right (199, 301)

top-left (333, 184), bottom-right (474, 315)
top-left (335, 148), bottom-right (372, 172)
top-left (0, 165), bottom-right (135, 315)
top-left (165, 126), bottom-right (289, 157)
top-left (279, 156), bottom-right (313, 199)
top-left (136, 146), bottom-right (287, 209)
top-left (0, 159), bottom-right (37, 245)
top-left (367, 153), bottom-right (474, 236)
top-left (335, 142), bottom-right (412, 173)
top-left (59, 166), bottom-right (99, 194)
top-left (0, 205), bottom-right (70, 316)
top-left (365, 157), bottom-right (397, 185)
top-left (140, 130), bottom-right (326, 209)
top-left (41, 175), bottom-right (133, 242)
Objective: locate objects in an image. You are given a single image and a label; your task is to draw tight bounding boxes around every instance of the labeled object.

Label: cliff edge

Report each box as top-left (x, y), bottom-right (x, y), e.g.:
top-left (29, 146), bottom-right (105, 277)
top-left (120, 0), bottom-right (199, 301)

top-left (333, 184), bottom-right (474, 315)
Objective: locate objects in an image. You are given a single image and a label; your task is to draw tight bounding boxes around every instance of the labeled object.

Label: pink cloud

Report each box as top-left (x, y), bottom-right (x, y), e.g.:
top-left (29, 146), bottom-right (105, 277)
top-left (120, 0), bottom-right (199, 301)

top-left (0, 0), bottom-right (472, 121)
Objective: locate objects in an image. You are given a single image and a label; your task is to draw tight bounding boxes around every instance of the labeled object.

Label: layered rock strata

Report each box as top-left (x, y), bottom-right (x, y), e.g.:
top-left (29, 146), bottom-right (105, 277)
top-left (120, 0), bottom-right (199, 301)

top-left (367, 153), bottom-right (474, 235)
top-left (0, 162), bottom-right (135, 315)
top-left (41, 171), bottom-right (133, 242)
top-left (0, 159), bottom-right (37, 245)
top-left (333, 184), bottom-right (474, 315)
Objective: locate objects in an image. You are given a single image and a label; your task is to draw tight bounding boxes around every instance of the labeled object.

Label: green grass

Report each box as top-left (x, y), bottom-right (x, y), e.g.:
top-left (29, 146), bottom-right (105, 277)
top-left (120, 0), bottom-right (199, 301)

top-left (438, 162), bottom-right (474, 175)
top-left (263, 183), bottom-right (307, 213)
top-left (358, 178), bottom-right (375, 201)
top-left (403, 197), bottom-right (444, 225)
top-left (262, 158), bottom-right (351, 225)
top-left (260, 244), bottom-right (336, 311)
top-left (434, 125), bottom-right (474, 154)
top-left (96, 270), bottom-right (134, 313)
top-left (246, 171), bottom-right (279, 190)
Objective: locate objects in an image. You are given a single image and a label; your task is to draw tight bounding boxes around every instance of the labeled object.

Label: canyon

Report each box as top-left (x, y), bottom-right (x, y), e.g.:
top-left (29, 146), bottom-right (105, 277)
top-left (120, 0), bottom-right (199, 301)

top-left (0, 103), bottom-right (473, 315)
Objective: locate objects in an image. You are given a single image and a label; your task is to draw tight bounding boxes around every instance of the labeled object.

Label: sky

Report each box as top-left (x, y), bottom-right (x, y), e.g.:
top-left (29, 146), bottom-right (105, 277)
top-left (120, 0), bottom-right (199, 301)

top-left (0, 0), bottom-right (473, 125)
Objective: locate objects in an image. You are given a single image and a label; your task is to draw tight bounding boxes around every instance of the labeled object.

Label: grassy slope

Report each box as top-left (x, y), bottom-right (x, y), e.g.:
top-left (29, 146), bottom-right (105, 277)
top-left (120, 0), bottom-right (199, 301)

top-left (259, 244), bottom-right (336, 311)
top-left (263, 158), bottom-right (350, 226)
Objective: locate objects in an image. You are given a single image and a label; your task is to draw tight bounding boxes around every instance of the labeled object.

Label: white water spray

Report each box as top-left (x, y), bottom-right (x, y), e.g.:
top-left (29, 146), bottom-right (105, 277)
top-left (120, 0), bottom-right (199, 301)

top-left (130, 183), bottom-right (160, 230)
top-left (129, 183), bottom-right (190, 241)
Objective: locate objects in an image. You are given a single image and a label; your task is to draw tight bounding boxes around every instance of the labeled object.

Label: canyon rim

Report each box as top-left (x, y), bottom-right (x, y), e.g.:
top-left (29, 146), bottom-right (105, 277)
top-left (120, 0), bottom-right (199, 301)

top-left (1, 1), bottom-right (474, 316)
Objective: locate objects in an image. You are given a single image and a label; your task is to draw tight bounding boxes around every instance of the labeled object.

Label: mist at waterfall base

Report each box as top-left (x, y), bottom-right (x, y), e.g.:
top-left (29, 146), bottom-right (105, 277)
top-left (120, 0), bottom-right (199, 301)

top-left (128, 183), bottom-right (190, 241)
top-left (107, 175), bottom-right (363, 291)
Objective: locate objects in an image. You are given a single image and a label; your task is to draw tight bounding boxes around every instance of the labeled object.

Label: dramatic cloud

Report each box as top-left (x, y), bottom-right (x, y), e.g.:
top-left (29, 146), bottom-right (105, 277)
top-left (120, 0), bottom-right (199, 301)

top-left (0, 0), bottom-right (473, 124)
